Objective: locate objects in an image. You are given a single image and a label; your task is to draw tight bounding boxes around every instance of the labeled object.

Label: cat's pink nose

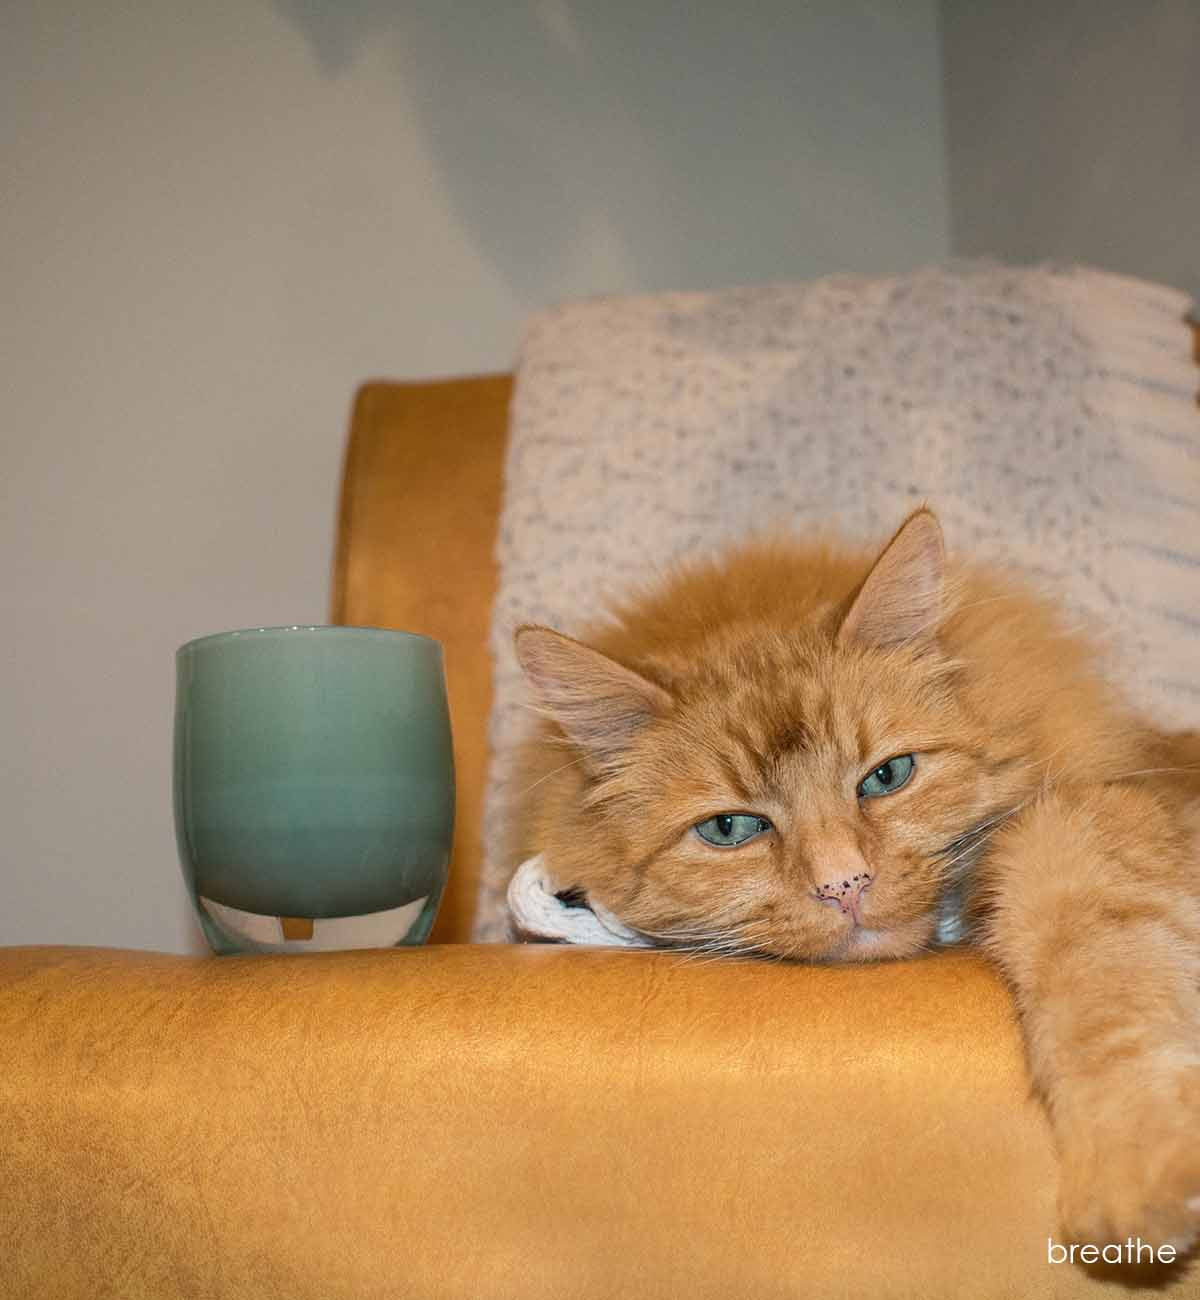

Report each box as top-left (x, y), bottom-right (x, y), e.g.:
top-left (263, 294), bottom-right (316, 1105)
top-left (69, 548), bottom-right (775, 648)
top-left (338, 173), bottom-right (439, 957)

top-left (813, 872), bottom-right (872, 924)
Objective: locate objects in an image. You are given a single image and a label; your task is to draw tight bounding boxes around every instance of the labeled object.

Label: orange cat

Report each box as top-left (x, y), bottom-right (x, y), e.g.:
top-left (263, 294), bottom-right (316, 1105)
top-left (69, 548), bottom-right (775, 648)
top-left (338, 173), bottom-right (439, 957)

top-left (509, 508), bottom-right (1200, 1249)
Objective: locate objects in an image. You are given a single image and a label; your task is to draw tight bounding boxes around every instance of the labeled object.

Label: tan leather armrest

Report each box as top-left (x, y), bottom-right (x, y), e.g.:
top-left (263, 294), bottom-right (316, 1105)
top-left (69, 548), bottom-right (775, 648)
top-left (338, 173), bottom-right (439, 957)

top-left (1, 945), bottom-right (1193, 1298)
top-left (331, 377), bottom-right (511, 941)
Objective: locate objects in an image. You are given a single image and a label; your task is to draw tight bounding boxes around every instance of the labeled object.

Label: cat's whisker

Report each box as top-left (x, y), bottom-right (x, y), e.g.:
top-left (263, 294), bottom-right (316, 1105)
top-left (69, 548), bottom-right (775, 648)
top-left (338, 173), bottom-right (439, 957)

top-left (996, 749), bottom-right (1200, 800)
top-left (637, 912), bottom-right (766, 940)
top-left (937, 831), bottom-right (984, 867)
top-left (937, 828), bottom-right (1000, 872)
top-left (515, 699), bottom-right (563, 723)
top-left (654, 918), bottom-right (777, 964)
top-left (946, 592), bottom-right (1024, 615)
top-left (1029, 739), bottom-right (1076, 787)
top-left (934, 794), bottom-right (1041, 876)
top-left (513, 754), bottom-right (591, 799)
top-left (1106, 763), bottom-right (1200, 782)
top-left (636, 923), bottom-right (748, 942)
top-left (669, 942), bottom-right (752, 967)
top-left (723, 920), bottom-right (785, 962)
top-left (734, 940), bottom-right (780, 962)
top-left (649, 935), bottom-right (749, 956)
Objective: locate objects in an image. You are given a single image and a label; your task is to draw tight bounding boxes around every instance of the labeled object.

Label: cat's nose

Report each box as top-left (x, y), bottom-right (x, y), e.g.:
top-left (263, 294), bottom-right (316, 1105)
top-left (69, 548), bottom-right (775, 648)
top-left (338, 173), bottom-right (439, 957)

top-left (813, 872), bottom-right (872, 924)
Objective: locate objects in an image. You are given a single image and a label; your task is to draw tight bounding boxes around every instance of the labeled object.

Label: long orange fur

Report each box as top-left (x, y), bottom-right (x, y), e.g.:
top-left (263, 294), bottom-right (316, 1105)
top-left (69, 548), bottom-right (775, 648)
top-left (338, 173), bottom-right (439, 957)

top-left (509, 508), bottom-right (1200, 1247)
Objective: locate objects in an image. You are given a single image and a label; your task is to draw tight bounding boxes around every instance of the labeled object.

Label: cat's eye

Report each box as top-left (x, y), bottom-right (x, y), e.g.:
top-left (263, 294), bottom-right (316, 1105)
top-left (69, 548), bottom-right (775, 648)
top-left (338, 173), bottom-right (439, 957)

top-left (857, 753), bottom-right (915, 799)
top-left (694, 814), bottom-right (772, 847)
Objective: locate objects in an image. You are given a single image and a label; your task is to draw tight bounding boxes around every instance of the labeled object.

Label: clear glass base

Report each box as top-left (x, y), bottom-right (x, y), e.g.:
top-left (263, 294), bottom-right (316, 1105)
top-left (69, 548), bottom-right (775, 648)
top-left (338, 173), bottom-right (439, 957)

top-left (196, 893), bottom-right (437, 954)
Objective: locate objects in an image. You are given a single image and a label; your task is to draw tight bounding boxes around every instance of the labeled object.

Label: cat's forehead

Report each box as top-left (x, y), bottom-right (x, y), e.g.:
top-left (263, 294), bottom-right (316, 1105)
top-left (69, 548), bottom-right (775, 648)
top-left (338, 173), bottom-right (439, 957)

top-left (672, 630), bottom-right (889, 710)
top-left (666, 634), bottom-right (949, 771)
top-left (709, 674), bottom-right (867, 764)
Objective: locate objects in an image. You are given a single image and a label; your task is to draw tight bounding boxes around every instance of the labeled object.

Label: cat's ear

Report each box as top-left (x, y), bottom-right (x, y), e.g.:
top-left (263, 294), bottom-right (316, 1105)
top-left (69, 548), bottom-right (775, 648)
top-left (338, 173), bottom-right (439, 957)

top-left (837, 508), bottom-right (945, 649)
top-left (514, 625), bottom-right (672, 766)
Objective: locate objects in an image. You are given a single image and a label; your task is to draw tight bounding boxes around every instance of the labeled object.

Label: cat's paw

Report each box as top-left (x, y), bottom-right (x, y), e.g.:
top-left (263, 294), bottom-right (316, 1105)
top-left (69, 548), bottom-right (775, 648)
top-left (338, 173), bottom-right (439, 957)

top-left (1057, 1068), bottom-right (1200, 1253)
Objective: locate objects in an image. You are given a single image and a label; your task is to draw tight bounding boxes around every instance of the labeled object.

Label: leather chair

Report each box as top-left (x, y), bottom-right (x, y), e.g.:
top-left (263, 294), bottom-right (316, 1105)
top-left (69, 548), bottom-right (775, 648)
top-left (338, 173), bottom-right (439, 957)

top-left (4, 349), bottom-right (1199, 1298)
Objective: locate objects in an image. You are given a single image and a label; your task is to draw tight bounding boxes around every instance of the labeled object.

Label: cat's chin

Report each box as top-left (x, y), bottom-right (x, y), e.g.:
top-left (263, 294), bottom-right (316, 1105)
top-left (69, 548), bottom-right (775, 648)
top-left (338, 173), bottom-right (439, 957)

top-left (826, 915), bottom-right (938, 963)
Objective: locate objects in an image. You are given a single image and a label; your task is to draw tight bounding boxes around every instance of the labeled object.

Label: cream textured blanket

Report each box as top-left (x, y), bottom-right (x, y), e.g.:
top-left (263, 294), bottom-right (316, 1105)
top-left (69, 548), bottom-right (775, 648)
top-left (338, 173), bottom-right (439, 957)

top-left (476, 263), bottom-right (1200, 941)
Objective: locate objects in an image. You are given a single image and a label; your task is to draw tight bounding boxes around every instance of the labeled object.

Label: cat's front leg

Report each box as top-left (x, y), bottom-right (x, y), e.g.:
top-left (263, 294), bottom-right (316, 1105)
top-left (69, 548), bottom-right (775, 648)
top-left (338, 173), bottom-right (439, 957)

top-left (980, 782), bottom-right (1200, 1250)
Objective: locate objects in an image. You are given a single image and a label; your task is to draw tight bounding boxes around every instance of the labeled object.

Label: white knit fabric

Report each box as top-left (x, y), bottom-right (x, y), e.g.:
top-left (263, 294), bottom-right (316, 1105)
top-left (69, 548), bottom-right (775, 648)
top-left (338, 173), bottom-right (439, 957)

top-left (506, 855), bottom-right (650, 947)
top-left (476, 263), bottom-right (1200, 941)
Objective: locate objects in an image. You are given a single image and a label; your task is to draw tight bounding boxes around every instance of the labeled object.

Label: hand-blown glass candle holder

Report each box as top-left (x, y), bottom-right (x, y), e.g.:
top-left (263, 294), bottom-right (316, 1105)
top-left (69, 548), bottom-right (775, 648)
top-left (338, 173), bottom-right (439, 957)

top-left (174, 626), bottom-right (454, 954)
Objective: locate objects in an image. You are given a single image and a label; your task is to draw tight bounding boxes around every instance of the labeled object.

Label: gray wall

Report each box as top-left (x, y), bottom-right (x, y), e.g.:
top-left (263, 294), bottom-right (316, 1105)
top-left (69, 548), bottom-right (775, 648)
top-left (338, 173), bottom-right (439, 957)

top-left (2, 1), bottom-right (950, 953)
top-left (942, 0), bottom-right (1199, 300)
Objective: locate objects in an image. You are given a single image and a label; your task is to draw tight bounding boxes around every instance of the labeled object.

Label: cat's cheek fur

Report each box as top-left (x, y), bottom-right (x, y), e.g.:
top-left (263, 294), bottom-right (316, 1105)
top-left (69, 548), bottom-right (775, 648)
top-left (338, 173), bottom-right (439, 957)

top-left (608, 843), bottom-right (782, 943)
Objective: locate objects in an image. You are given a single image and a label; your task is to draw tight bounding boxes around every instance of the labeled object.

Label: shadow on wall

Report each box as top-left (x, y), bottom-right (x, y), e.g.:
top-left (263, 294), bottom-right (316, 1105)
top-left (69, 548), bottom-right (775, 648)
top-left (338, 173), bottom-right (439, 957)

top-left (271, 0), bottom-right (948, 301)
top-left (942, 0), bottom-right (1200, 302)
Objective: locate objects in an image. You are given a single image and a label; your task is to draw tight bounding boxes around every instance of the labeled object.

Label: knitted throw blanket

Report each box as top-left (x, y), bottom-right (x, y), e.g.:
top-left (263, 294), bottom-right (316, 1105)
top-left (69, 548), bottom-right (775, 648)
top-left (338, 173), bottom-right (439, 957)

top-left (475, 263), bottom-right (1200, 941)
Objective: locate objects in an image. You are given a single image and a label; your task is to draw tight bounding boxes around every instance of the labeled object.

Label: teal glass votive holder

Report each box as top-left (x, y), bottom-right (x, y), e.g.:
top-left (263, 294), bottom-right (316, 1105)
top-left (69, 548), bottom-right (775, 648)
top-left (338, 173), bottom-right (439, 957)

top-left (174, 626), bottom-right (455, 954)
